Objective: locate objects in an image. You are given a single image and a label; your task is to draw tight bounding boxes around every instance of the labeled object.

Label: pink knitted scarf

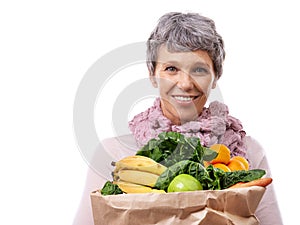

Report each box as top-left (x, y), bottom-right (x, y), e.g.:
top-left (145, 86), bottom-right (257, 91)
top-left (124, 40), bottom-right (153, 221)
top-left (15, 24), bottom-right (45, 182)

top-left (129, 98), bottom-right (247, 158)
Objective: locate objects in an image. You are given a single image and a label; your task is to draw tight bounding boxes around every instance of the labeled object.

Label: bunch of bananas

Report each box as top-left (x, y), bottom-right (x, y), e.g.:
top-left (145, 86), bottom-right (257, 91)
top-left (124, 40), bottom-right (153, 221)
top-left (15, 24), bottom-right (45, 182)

top-left (112, 155), bottom-right (167, 193)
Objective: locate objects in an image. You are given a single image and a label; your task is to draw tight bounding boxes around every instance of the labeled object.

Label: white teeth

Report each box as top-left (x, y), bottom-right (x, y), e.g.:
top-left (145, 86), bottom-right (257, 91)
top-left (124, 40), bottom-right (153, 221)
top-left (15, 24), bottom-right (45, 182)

top-left (174, 96), bottom-right (193, 101)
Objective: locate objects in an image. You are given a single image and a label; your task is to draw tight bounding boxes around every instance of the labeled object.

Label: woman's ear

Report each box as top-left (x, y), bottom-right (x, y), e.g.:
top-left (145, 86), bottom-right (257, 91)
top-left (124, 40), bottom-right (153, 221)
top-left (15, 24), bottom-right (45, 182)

top-left (212, 76), bottom-right (218, 89)
top-left (150, 75), bottom-right (158, 88)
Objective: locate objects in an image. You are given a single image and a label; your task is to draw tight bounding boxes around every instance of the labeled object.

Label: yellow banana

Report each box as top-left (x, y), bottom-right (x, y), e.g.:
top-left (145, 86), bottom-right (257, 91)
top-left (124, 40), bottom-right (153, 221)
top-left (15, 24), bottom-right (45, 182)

top-left (150, 189), bottom-right (166, 193)
top-left (113, 181), bottom-right (165, 194)
top-left (113, 170), bottom-right (159, 187)
top-left (113, 155), bottom-right (167, 175)
top-left (113, 181), bottom-right (153, 193)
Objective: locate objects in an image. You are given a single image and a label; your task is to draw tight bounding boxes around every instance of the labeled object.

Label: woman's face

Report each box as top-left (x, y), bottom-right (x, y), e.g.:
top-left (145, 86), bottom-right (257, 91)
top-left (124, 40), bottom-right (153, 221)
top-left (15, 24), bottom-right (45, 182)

top-left (151, 45), bottom-right (217, 125)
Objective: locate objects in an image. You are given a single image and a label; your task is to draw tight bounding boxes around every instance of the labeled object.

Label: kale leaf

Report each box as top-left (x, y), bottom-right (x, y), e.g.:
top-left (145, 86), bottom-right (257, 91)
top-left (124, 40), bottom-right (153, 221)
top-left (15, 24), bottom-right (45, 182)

top-left (154, 161), bottom-right (226, 191)
top-left (155, 162), bottom-right (266, 191)
top-left (154, 160), bottom-right (205, 191)
top-left (100, 181), bottom-right (124, 196)
top-left (136, 132), bottom-right (217, 167)
top-left (221, 169), bottom-right (266, 189)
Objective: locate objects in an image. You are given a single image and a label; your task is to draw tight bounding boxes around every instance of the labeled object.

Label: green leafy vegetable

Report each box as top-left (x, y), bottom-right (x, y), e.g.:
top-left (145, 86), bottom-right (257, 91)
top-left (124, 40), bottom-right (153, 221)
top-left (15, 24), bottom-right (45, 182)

top-left (136, 132), bottom-right (217, 167)
top-left (138, 131), bottom-right (267, 192)
top-left (155, 162), bottom-right (266, 191)
top-left (155, 160), bottom-right (194, 191)
top-left (201, 165), bottom-right (226, 190)
top-left (221, 169), bottom-right (266, 189)
top-left (155, 160), bottom-right (217, 191)
top-left (100, 181), bottom-right (124, 196)
top-left (202, 147), bottom-right (219, 161)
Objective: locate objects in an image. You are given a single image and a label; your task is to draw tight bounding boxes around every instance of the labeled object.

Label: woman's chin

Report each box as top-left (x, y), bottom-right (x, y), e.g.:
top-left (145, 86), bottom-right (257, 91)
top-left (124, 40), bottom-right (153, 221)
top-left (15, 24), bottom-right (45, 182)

top-left (175, 113), bottom-right (199, 124)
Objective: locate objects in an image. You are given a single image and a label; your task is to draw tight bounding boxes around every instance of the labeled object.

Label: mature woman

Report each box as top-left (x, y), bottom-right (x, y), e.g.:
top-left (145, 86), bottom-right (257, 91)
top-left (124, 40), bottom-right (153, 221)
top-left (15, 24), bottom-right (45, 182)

top-left (129, 12), bottom-right (245, 157)
top-left (73, 12), bottom-right (283, 225)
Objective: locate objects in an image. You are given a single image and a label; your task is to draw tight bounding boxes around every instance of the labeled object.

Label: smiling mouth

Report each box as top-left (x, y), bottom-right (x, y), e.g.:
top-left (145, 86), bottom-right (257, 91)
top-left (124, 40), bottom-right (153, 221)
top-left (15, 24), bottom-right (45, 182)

top-left (173, 95), bottom-right (199, 102)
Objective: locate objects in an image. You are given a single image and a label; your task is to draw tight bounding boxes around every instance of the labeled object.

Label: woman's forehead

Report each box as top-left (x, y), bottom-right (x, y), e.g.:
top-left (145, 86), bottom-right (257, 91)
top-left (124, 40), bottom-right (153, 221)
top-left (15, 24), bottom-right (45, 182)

top-left (156, 45), bottom-right (213, 66)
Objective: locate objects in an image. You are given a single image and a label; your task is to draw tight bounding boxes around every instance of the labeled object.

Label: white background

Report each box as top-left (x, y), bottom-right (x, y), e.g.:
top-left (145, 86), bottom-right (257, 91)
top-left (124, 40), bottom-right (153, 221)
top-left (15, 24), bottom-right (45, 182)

top-left (1, 0), bottom-right (299, 224)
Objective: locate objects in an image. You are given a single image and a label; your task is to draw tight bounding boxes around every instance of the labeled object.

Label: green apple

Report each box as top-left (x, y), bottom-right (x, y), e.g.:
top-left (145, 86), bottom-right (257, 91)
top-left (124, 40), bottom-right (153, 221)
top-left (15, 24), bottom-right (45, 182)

top-left (167, 174), bottom-right (203, 192)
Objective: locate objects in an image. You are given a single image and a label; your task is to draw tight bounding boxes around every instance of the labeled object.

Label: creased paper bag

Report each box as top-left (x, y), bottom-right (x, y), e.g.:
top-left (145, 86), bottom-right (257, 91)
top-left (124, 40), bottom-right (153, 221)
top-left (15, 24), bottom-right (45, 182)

top-left (90, 186), bottom-right (265, 225)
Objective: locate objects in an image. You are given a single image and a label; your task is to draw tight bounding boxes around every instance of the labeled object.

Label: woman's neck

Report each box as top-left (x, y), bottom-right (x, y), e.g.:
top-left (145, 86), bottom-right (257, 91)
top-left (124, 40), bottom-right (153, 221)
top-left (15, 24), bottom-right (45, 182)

top-left (160, 101), bottom-right (201, 125)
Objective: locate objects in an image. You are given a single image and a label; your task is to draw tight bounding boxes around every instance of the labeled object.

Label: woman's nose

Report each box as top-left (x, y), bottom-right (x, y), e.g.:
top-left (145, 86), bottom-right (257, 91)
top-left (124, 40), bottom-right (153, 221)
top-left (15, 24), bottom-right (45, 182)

top-left (177, 71), bottom-right (194, 91)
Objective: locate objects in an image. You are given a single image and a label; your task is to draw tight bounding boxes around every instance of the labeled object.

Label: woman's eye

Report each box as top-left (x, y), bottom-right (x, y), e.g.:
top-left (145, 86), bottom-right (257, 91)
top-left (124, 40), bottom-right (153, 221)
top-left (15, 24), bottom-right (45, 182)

top-left (165, 66), bottom-right (177, 72)
top-left (193, 67), bottom-right (207, 73)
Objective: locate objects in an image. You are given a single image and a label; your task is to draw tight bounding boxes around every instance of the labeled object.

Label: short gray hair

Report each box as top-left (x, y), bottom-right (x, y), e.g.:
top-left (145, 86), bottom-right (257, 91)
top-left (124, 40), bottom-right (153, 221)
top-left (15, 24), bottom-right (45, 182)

top-left (146, 12), bottom-right (225, 79)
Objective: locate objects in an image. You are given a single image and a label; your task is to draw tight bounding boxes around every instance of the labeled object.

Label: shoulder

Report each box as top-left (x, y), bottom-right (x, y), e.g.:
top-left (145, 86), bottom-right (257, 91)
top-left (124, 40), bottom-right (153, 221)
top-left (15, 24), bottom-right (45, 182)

top-left (244, 136), bottom-right (265, 157)
top-left (244, 136), bottom-right (272, 173)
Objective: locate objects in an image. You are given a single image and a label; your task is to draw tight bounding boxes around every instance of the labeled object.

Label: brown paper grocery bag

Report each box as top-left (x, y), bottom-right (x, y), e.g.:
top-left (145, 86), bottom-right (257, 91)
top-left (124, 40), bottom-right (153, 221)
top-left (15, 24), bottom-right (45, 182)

top-left (90, 186), bottom-right (265, 225)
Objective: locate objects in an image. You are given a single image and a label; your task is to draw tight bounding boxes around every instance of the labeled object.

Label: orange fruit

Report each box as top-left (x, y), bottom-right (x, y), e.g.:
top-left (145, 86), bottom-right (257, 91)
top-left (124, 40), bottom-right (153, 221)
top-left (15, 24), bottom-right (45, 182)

top-left (227, 158), bottom-right (246, 171)
top-left (213, 163), bottom-right (231, 172)
top-left (231, 156), bottom-right (249, 170)
top-left (209, 144), bottom-right (231, 165)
